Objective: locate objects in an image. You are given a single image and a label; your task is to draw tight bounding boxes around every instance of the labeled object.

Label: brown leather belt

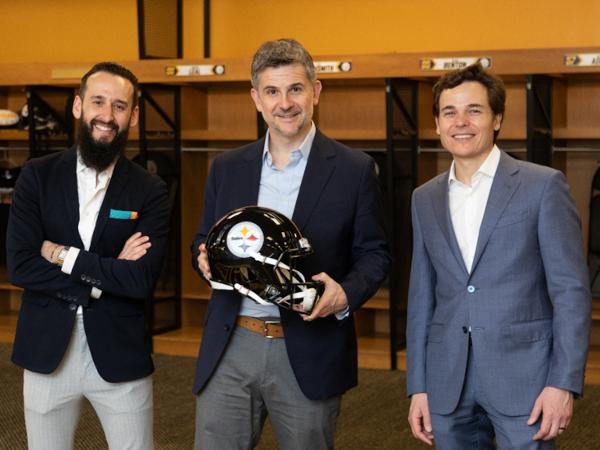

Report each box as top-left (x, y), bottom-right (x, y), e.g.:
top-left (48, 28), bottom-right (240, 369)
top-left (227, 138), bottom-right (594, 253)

top-left (236, 316), bottom-right (284, 339)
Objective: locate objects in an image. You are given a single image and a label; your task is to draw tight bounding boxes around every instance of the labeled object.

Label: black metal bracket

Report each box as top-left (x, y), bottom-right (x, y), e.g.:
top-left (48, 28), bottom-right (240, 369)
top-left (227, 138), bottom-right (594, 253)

top-left (385, 78), bottom-right (418, 370)
top-left (143, 91), bottom-right (177, 131)
top-left (526, 75), bottom-right (553, 166)
top-left (137, 0), bottom-right (183, 59)
top-left (139, 84), bottom-right (182, 336)
top-left (26, 86), bottom-right (75, 158)
top-left (204, 0), bottom-right (211, 58)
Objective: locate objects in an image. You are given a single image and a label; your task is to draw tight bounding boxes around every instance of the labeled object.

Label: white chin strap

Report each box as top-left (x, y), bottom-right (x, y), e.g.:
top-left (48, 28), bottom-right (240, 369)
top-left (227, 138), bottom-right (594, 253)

top-left (275, 287), bottom-right (318, 313)
top-left (209, 279), bottom-right (272, 304)
top-left (208, 251), bottom-right (318, 313)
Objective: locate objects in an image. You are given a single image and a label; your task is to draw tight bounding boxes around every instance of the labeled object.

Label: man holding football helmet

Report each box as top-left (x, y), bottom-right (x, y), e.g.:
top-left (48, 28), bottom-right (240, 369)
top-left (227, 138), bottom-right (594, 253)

top-left (192, 38), bottom-right (390, 450)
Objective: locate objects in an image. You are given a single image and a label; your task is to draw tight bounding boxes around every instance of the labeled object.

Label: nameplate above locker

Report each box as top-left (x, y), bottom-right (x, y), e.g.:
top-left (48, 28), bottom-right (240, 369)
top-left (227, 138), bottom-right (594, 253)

top-left (165, 64), bottom-right (226, 77)
top-left (420, 57), bottom-right (492, 71)
top-left (564, 53), bottom-right (600, 67)
top-left (314, 61), bottom-right (352, 74)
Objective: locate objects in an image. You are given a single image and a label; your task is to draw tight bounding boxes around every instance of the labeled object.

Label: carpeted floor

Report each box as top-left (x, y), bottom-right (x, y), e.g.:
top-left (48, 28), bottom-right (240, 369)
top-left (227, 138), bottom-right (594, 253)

top-left (1, 343), bottom-right (599, 449)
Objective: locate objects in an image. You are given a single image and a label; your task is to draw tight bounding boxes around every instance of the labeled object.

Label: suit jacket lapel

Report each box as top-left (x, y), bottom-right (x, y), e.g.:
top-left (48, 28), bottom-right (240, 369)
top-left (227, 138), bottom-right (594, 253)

top-left (470, 152), bottom-right (520, 275)
top-left (90, 156), bottom-right (131, 250)
top-left (60, 148), bottom-right (84, 247)
top-left (431, 172), bottom-right (469, 276)
top-left (235, 140), bottom-right (263, 207)
top-left (292, 131), bottom-right (336, 231)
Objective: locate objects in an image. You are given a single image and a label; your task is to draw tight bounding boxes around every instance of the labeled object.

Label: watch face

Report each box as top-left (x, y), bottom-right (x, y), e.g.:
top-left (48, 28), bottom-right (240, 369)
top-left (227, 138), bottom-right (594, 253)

top-left (58, 247), bottom-right (69, 264)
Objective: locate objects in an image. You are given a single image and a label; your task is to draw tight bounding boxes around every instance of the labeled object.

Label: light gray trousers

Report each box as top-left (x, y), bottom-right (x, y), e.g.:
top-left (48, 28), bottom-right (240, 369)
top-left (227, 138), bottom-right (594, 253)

top-left (195, 325), bottom-right (341, 450)
top-left (23, 315), bottom-right (154, 450)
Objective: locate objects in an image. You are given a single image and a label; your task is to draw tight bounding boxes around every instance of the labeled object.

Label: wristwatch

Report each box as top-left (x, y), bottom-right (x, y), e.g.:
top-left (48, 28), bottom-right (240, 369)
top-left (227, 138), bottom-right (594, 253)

top-left (56, 246), bottom-right (70, 267)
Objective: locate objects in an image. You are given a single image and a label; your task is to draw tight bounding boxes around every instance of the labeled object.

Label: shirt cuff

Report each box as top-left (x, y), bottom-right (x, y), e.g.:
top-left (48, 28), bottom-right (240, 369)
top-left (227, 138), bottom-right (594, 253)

top-left (61, 247), bottom-right (80, 275)
top-left (335, 305), bottom-right (350, 320)
top-left (91, 287), bottom-right (102, 299)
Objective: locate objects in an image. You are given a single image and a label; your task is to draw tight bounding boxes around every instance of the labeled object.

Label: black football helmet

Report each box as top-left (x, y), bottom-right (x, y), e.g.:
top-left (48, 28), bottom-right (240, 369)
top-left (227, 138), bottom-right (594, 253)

top-left (205, 206), bottom-right (324, 313)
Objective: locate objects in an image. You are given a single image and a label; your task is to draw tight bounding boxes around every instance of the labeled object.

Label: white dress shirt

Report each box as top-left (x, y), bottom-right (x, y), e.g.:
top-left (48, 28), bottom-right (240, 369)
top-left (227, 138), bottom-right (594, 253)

top-left (62, 154), bottom-right (115, 312)
top-left (448, 146), bottom-right (500, 273)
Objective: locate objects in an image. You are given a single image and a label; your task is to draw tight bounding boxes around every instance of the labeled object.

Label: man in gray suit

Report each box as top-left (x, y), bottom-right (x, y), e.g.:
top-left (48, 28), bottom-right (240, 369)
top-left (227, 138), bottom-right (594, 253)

top-left (406, 63), bottom-right (591, 449)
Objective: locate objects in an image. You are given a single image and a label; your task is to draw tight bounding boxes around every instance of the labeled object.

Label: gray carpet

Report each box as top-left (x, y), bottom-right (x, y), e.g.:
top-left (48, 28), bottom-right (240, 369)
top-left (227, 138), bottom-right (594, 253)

top-left (1, 343), bottom-right (599, 449)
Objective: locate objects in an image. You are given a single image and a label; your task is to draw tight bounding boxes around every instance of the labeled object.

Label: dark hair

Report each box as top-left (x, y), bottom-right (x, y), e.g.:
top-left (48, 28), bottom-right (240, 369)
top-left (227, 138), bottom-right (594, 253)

top-left (432, 63), bottom-right (505, 141)
top-left (80, 62), bottom-right (139, 106)
top-left (251, 39), bottom-right (316, 88)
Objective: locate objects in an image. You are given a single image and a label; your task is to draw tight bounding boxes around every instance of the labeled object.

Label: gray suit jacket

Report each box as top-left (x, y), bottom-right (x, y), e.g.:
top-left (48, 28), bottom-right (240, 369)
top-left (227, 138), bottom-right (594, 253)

top-left (406, 151), bottom-right (591, 416)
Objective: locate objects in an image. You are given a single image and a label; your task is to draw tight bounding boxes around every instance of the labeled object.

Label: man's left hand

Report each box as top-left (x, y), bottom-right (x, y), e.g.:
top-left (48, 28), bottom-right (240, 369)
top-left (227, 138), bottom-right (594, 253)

top-left (118, 232), bottom-right (151, 261)
top-left (528, 386), bottom-right (573, 441)
top-left (302, 272), bottom-right (348, 321)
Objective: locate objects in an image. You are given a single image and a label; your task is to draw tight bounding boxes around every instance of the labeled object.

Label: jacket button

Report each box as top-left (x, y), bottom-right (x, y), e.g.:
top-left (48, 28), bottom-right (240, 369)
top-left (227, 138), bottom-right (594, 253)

top-left (224, 325), bottom-right (230, 332)
top-left (467, 285), bottom-right (476, 293)
top-left (462, 326), bottom-right (468, 334)
top-left (69, 304), bottom-right (77, 311)
top-left (81, 274), bottom-right (86, 281)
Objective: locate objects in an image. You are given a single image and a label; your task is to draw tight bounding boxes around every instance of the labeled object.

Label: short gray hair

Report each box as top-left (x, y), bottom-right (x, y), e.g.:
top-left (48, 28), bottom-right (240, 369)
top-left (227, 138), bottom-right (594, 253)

top-left (251, 39), bottom-right (316, 88)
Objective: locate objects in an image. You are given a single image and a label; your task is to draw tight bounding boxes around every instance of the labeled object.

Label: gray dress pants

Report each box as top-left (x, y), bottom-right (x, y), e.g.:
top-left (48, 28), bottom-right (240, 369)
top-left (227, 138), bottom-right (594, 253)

top-left (195, 325), bottom-right (341, 450)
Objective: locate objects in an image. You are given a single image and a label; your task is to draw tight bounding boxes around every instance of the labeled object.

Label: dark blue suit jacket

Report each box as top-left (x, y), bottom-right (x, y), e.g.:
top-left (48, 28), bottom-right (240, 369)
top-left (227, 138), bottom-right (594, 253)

top-left (7, 147), bottom-right (170, 382)
top-left (191, 131), bottom-right (390, 400)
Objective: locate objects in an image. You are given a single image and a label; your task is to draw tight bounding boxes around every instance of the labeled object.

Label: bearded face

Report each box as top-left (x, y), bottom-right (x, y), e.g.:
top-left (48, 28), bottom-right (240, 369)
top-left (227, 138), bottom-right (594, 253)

top-left (77, 113), bottom-right (130, 172)
top-left (73, 71), bottom-right (139, 172)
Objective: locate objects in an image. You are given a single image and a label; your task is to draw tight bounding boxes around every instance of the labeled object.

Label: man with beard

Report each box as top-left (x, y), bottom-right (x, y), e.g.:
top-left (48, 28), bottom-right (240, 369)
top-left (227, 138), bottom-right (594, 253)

top-left (6, 62), bottom-right (170, 450)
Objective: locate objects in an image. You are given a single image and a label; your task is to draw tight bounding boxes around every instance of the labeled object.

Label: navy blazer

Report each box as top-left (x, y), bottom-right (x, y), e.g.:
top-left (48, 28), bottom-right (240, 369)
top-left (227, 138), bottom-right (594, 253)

top-left (7, 147), bottom-right (170, 382)
top-left (191, 131), bottom-right (390, 400)
top-left (407, 151), bottom-right (591, 415)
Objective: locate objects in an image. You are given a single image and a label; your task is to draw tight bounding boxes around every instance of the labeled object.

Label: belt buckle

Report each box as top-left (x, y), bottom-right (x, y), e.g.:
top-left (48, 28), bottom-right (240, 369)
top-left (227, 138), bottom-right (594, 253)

top-left (263, 320), bottom-right (280, 339)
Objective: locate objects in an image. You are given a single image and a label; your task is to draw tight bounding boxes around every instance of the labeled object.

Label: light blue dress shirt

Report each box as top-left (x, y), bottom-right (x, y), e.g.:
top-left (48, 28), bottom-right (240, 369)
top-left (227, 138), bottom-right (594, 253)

top-left (238, 123), bottom-right (316, 319)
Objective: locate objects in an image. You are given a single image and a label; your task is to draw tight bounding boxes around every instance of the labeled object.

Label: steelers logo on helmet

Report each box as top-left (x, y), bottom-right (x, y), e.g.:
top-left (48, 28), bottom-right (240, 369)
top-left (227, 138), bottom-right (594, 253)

top-left (226, 221), bottom-right (264, 258)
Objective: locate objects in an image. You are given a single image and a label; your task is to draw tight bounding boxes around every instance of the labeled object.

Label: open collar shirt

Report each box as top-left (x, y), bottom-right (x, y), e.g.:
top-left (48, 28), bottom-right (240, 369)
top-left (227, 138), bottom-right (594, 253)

top-left (62, 153), bottom-right (116, 312)
top-left (448, 145), bottom-right (500, 273)
top-left (238, 123), bottom-right (315, 319)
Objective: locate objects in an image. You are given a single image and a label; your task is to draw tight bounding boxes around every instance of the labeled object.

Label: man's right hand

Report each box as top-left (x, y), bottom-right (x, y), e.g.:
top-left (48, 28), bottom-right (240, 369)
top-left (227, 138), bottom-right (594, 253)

top-left (41, 240), bottom-right (59, 263)
top-left (408, 393), bottom-right (434, 446)
top-left (197, 243), bottom-right (211, 280)
top-left (118, 232), bottom-right (151, 261)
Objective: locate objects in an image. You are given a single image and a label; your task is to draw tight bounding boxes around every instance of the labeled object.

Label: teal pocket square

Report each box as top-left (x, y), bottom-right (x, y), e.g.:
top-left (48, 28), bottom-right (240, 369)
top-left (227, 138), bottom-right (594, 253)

top-left (109, 209), bottom-right (138, 220)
